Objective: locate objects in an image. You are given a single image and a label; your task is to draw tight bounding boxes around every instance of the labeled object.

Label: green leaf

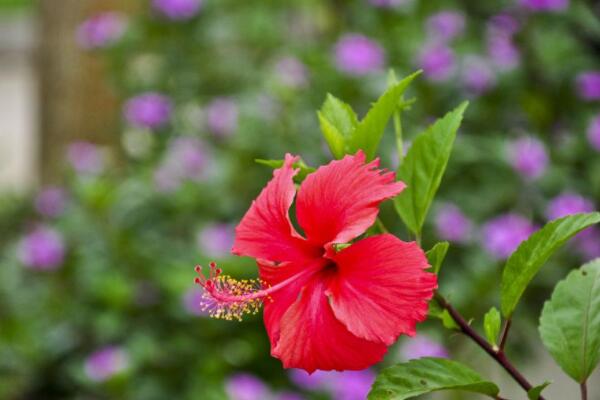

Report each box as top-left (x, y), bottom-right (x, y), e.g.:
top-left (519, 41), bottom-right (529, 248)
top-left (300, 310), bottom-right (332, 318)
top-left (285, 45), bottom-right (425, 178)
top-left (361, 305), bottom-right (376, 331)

top-left (255, 158), bottom-right (316, 181)
top-left (501, 212), bottom-right (600, 317)
top-left (393, 102), bottom-right (468, 235)
top-left (321, 94), bottom-right (358, 138)
top-left (483, 307), bottom-right (501, 348)
top-left (348, 71), bottom-right (420, 160)
top-left (426, 242), bottom-right (449, 274)
top-left (318, 94), bottom-right (359, 159)
top-left (527, 382), bottom-right (551, 400)
top-left (317, 112), bottom-right (347, 159)
top-left (428, 300), bottom-right (459, 331)
top-left (368, 357), bottom-right (500, 400)
top-left (539, 259), bottom-right (600, 382)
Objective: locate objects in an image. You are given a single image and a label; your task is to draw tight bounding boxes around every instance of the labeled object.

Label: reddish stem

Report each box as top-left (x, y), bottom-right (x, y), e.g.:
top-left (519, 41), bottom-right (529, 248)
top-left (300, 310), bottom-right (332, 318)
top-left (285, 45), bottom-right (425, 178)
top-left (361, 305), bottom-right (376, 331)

top-left (435, 294), bottom-right (545, 400)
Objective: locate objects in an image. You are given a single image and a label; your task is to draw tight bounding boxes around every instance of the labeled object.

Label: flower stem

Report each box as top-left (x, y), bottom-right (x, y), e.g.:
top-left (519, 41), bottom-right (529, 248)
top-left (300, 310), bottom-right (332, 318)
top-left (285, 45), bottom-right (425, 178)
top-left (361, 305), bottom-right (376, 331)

top-left (393, 108), bottom-right (403, 166)
top-left (580, 380), bottom-right (587, 400)
top-left (434, 294), bottom-right (544, 400)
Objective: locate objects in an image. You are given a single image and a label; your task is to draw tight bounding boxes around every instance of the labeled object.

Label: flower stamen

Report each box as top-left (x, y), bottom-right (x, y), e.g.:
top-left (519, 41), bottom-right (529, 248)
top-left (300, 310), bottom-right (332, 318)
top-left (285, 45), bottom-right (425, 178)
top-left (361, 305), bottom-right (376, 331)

top-left (194, 262), bottom-right (271, 321)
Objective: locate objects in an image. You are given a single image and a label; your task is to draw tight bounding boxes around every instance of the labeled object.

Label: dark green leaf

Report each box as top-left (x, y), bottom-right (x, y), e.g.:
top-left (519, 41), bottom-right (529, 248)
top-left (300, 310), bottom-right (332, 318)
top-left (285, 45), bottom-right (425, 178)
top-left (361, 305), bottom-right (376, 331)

top-left (348, 71), bottom-right (420, 160)
top-left (539, 259), bottom-right (600, 382)
top-left (255, 158), bottom-right (315, 181)
top-left (483, 307), bottom-right (501, 348)
top-left (393, 102), bottom-right (468, 235)
top-left (368, 357), bottom-right (500, 400)
top-left (501, 212), bottom-right (600, 317)
top-left (527, 382), bottom-right (551, 400)
top-left (426, 242), bottom-right (449, 274)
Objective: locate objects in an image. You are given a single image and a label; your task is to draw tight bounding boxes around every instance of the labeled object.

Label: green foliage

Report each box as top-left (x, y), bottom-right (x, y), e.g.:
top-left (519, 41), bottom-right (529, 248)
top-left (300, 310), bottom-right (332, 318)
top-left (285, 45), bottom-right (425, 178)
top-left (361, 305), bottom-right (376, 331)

top-left (255, 158), bottom-right (315, 181)
top-left (428, 300), bottom-right (459, 331)
top-left (318, 72), bottom-right (419, 160)
top-left (348, 72), bottom-right (420, 160)
top-left (368, 358), bottom-right (500, 400)
top-left (393, 102), bottom-right (468, 236)
top-left (501, 213), bottom-right (600, 317)
top-left (483, 307), bottom-right (501, 348)
top-left (425, 242), bottom-right (449, 274)
top-left (527, 382), bottom-right (551, 400)
top-left (539, 259), bottom-right (600, 383)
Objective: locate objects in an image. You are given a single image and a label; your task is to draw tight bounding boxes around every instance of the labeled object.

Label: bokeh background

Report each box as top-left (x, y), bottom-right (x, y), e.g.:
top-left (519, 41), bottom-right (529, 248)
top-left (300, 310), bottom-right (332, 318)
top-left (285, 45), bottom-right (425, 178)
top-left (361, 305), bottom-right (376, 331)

top-left (1, 0), bottom-right (599, 399)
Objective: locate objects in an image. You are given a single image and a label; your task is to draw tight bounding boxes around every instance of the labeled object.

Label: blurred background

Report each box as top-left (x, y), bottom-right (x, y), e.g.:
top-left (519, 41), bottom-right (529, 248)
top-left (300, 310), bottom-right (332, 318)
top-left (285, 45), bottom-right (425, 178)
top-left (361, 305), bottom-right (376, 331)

top-left (0, 0), bottom-right (599, 399)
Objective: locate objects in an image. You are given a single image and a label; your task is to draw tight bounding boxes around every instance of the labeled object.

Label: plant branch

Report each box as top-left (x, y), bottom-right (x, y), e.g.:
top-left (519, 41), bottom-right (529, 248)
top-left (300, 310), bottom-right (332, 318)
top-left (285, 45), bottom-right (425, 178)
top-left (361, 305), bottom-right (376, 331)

top-left (581, 380), bottom-right (587, 400)
top-left (434, 294), bottom-right (544, 400)
top-left (498, 318), bottom-right (512, 352)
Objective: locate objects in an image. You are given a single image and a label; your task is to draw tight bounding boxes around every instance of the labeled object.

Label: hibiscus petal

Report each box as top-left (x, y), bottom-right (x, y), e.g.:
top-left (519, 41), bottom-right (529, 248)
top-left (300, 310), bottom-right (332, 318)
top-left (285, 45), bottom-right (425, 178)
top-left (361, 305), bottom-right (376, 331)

top-left (295, 151), bottom-right (405, 248)
top-left (259, 259), bottom-right (325, 348)
top-left (272, 270), bottom-right (388, 372)
top-left (328, 234), bottom-right (437, 345)
top-left (232, 154), bottom-right (319, 263)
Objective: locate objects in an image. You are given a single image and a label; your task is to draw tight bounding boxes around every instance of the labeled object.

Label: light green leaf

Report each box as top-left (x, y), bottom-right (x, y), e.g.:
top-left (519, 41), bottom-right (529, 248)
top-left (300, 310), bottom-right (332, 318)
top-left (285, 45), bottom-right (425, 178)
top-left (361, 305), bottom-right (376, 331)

top-left (428, 300), bottom-right (459, 331)
top-left (320, 93), bottom-right (358, 138)
top-left (426, 242), bottom-right (449, 274)
top-left (255, 158), bottom-right (315, 181)
top-left (539, 259), bottom-right (600, 382)
top-left (368, 357), bottom-right (500, 400)
top-left (483, 307), bottom-right (501, 348)
top-left (348, 71), bottom-right (420, 160)
top-left (317, 112), bottom-right (347, 159)
top-left (393, 102), bottom-right (468, 235)
top-left (527, 382), bottom-right (551, 400)
top-left (501, 212), bottom-right (600, 317)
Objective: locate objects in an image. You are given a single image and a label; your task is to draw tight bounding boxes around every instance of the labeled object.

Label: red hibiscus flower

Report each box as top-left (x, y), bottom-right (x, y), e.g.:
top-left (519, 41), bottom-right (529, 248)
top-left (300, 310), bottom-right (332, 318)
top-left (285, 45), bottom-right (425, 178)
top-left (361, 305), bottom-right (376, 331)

top-left (194, 151), bottom-right (437, 372)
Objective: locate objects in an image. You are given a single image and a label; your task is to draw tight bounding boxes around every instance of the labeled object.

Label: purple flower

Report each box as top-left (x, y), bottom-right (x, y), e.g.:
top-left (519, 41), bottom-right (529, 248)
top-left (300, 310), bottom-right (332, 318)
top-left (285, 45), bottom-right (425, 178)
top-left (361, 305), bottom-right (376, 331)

top-left (418, 43), bottom-right (456, 82)
top-left (76, 12), bottom-right (127, 50)
top-left (487, 14), bottom-right (521, 37)
top-left (35, 186), bottom-right (67, 218)
top-left (577, 72), bottom-right (600, 101)
top-left (587, 115), bottom-right (600, 151)
top-left (289, 369), bottom-right (374, 400)
top-left (576, 228), bottom-right (600, 260)
top-left (124, 92), bottom-right (173, 130)
top-left (68, 141), bottom-right (105, 175)
top-left (400, 335), bottom-right (449, 360)
top-left (225, 373), bottom-right (270, 400)
top-left (154, 136), bottom-right (209, 192)
top-left (329, 370), bottom-right (375, 400)
top-left (482, 213), bottom-right (536, 259)
top-left (274, 57), bottom-right (309, 88)
top-left (507, 137), bottom-right (548, 180)
top-left (276, 392), bottom-right (305, 400)
top-left (461, 56), bottom-right (496, 95)
top-left (289, 369), bottom-right (334, 390)
top-left (435, 203), bottom-right (472, 243)
top-left (182, 287), bottom-right (206, 316)
top-left (426, 11), bottom-right (465, 43)
top-left (153, 165), bottom-right (182, 193)
top-left (546, 192), bottom-right (595, 220)
top-left (487, 36), bottom-right (520, 71)
top-left (334, 34), bottom-right (385, 76)
top-left (18, 226), bottom-right (65, 270)
top-left (152, 0), bottom-right (202, 20)
top-left (206, 97), bottom-right (238, 137)
top-left (368, 0), bottom-right (408, 7)
top-left (197, 223), bottom-right (234, 258)
top-left (519, 0), bottom-right (569, 12)
top-left (85, 346), bottom-right (129, 382)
